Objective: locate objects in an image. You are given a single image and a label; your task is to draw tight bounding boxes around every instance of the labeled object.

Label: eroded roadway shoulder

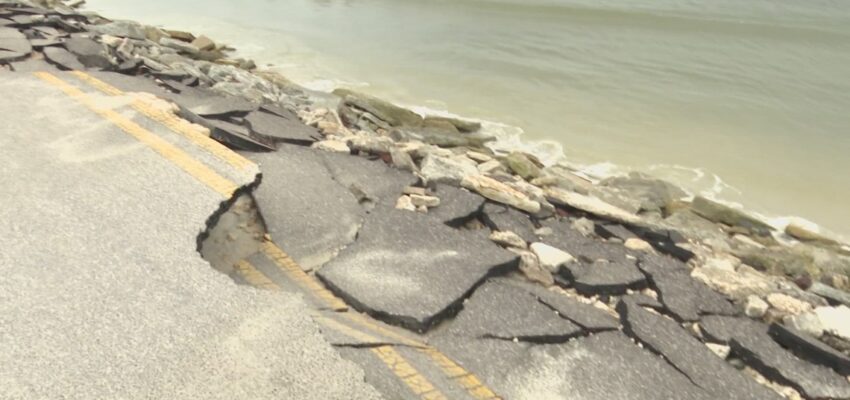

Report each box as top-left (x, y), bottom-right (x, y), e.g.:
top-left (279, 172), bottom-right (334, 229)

top-left (0, 72), bottom-right (383, 400)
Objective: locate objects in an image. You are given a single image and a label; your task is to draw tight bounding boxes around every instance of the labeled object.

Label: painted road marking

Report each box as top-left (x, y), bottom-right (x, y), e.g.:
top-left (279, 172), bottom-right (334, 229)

top-left (233, 260), bottom-right (281, 290)
top-left (68, 70), bottom-right (256, 172)
top-left (39, 70), bottom-right (501, 400)
top-left (260, 241), bottom-right (502, 400)
top-left (34, 72), bottom-right (239, 197)
top-left (260, 240), bottom-right (349, 311)
top-left (315, 317), bottom-right (448, 400)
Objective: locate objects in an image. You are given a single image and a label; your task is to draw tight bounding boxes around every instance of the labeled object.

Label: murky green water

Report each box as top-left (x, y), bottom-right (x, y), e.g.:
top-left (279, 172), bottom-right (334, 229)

top-left (87, 0), bottom-right (850, 236)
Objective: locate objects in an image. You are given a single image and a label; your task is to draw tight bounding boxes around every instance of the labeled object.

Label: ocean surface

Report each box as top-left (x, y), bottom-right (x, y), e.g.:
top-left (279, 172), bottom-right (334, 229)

top-left (86, 0), bottom-right (850, 237)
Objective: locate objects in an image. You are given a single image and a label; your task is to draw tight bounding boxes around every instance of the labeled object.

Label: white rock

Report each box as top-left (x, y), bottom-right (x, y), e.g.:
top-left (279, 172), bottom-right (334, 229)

top-left (534, 227), bottom-right (554, 237)
top-left (420, 153), bottom-right (478, 185)
top-left (733, 234), bottom-right (765, 249)
top-left (702, 256), bottom-right (740, 272)
top-left (489, 231), bottom-right (527, 249)
top-left (530, 242), bottom-right (576, 273)
top-left (416, 205), bottom-right (428, 213)
top-left (477, 159), bottom-right (503, 173)
top-left (395, 195), bottom-right (415, 211)
top-left (624, 238), bottom-right (653, 252)
top-left (460, 174), bottom-right (541, 214)
top-left (508, 249), bottom-right (554, 286)
top-left (544, 187), bottom-right (641, 225)
top-left (571, 217), bottom-right (595, 237)
top-left (409, 194), bottom-right (440, 208)
top-left (347, 135), bottom-right (394, 154)
top-left (311, 139), bottom-right (350, 153)
top-left (744, 295), bottom-right (768, 318)
top-left (815, 305), bottom-right (850, 341)
top-left (466, 151), bottom-right (492, 163)
top-left (706, 343), bottom-right (731, 359)
top-left (766, 293), bottom-right (813, 316)
top-left (783, 312), bottom-right (825, 338)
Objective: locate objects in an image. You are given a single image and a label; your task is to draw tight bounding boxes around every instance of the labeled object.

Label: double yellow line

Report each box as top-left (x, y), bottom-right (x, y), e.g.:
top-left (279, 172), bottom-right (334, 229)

top-left (35, 70), bottom-right (501, 400)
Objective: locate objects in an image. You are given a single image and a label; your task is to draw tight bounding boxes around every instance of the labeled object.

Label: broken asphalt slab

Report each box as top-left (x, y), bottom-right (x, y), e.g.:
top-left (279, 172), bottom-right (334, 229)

top-left (769, 322), bottom-right (850, 376)
top-left (637, 252), bottom-right (738, 322)
top-left (0, 26), bottom-right (31, 61)
top-left (437, 279), bottom-right (584, 342)
top-left (433, 331), bottom-right (714, 400)
top-left (318, 152), bottom-right (418, 208)
top-left (617, 299), bottom-right (781, 399)
top-left (425, 184), bottom-right (485, 226)
top-left (317, 207), bottom-right (518, 332)
top-left (481, 202), bottom-right (538, 243)
top-left (700, 315), bottom-right (850, 399)
top-left (245, 108), bottom-right (319, 145)
top-left (246, 145), bottom-right (365, 271)
top-left (561, 259), bottom-right (647, 296)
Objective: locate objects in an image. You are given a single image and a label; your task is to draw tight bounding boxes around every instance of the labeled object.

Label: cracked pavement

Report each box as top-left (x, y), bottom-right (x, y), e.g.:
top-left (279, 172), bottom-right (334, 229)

top-left (4, 57), bottom-right (850, 399)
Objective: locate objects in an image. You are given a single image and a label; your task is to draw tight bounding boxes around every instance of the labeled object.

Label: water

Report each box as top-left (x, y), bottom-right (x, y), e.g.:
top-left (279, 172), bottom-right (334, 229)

top-left (86, 0), bottom-right (850, 237)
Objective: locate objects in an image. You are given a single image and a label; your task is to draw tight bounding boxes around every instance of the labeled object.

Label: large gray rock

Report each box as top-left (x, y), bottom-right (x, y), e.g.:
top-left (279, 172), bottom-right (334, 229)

top-left (391, 128), bottom-right (494, 148)
top-left (600, 172), bottom-right (687, 215)
top-left (334, 88), bottom-right (423, 128)
top-left (439, 279), bottom-right (583, 341)
top-left (317, 207), bottom-right (517, 332)
top-left (638, 253), bottom-right (737, 322)
top-left (691, 196), bottom-right (774, 237)
top-left (419, 153), bottom-right (478, 185)
top-left (88, 20), bottom-right (146, 40)
top-left (700, 316), bottom-right (850, 400)
top-left (432, 332), bottom-right (713, 400)
top-left (246, 146), bottom-right (364, 271)
top-left (617, 300), bottom-right (781, 400)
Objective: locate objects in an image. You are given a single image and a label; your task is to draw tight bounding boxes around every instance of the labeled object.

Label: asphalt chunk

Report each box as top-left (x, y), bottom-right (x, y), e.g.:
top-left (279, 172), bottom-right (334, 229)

top-left (318, 206), bottom-right (518, 332)
top-left (425, 184), bottom-right (485, 226)
top-left (245, 109), bottom-right (318, 145)
top-left (319, 152), bottom-right (418, 208)
top-left (439, 279), bottom-right (584, 342)
top-left (769, 322), bottom-right (850, 375)
top-left (638, 253), bottom-right (737, 322)
top-left (618, 299), bottom-right (781, 400)
top-left (562, 259), bottom-right (647, 295)
top-left (701, 315), bottom-right (850, 399)
top-left (246, 145), bottom-right (365, 271)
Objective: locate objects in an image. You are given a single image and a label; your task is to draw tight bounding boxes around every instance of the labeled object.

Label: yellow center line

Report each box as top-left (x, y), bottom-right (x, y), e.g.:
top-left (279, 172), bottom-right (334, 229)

top-left (260, 240), bottom-right (349, 311)
top-left (259, 241), bottom-right (502, 399)
top-left (68, 70), bottom-right (256, 172)
top-left (233, 260), bottom-right (281, 290)
top-left (34, 72), bottom-right (239, 197)
top-left (45, 69), bottom-right (502, 400)
top-left (314, 315), bottom-right (447, 400)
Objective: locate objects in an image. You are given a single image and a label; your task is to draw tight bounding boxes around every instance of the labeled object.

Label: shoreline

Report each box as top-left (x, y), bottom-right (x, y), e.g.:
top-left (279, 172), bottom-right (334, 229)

top-left (80, 1), bottom-right (847, 242)
top-left (6, 0), bottom-right (846, 286)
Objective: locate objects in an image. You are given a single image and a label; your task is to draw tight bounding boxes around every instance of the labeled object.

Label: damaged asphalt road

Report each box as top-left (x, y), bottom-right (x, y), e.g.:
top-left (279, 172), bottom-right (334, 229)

top-left (3, 5), bottom-right (849, 397)
top-left (0, 72), bottom-right (382, 400)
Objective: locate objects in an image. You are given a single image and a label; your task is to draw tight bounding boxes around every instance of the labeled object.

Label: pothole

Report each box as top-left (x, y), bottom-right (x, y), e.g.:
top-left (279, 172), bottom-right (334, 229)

top-left (199, 193), bottom-right (267, 277)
